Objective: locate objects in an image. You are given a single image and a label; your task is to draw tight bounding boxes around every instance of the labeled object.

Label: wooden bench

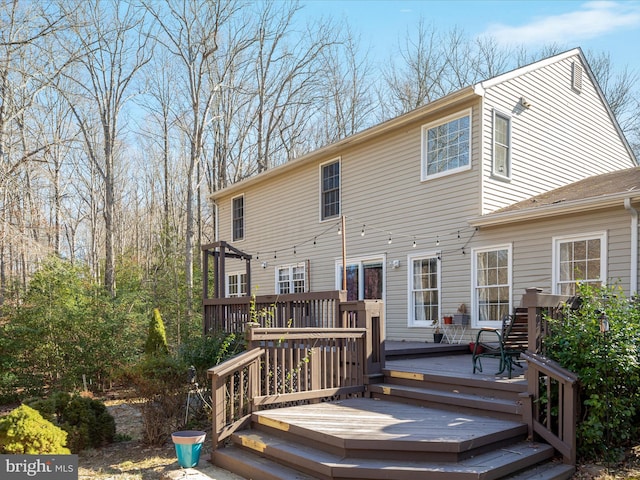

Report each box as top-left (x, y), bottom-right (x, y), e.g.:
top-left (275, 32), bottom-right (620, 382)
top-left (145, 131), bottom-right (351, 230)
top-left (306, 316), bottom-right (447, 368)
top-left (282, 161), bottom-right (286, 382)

top-left (472, 307), bottom-right (528, 378)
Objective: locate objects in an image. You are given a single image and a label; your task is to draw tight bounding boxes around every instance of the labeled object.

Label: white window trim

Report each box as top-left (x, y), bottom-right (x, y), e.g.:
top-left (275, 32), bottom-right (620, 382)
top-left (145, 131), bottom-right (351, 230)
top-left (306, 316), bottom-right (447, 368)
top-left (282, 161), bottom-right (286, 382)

top-left (421, 108), bottom-right (472, 181)
top-left (334, 254), bottom-right (386, 301)
top-left (275, 262), bottom-right (308, 294)
top-left (231, 194), bottom-right (245, 242)
top-left (319, 157), bottom-right (341, 222)
top-left (225, 271), bottom-right (247, 297)
top-left (471, 244), bottom-right (512, 329)
top-left (491, 109), bottom-right (512, 180)
top-left (407, 251), bottom-right (441, 328)
top-left (552, 232), bottom-right (607, 294)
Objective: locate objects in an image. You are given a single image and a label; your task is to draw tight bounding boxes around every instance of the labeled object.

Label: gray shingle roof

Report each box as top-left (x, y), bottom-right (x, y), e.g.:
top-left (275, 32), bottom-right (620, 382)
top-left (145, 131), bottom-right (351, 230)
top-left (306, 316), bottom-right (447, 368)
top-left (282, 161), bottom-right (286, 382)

top-left (494, 167), bottom-right (640, 214)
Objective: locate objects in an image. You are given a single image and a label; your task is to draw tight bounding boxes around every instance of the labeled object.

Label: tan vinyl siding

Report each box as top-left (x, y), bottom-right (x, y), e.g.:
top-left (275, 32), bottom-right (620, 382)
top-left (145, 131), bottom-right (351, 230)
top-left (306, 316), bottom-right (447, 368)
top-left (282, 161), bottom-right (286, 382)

top-left (476, 206), bottom-right (635, 297)
top-left (214, 100), bottom-right (482, 342)
top-left (481, 54), bottom-right (634, 214)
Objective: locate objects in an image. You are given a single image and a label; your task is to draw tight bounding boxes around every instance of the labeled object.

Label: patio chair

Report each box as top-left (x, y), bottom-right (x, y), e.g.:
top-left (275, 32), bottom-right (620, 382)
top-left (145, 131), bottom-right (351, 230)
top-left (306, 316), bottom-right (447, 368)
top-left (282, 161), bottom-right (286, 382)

top-left (472, 308), bottom-right (528, 378)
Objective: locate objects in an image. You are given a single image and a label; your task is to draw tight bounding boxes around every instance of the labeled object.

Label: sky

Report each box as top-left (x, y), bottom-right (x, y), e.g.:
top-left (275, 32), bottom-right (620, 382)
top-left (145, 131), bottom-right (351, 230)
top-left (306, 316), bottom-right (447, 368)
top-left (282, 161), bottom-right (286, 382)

top-left (299, 0), bottom-right (640, 71)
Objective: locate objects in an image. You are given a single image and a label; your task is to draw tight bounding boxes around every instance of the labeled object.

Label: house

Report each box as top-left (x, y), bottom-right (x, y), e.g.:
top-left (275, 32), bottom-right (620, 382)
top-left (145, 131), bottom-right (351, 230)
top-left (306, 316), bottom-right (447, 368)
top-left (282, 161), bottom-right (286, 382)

top-left (208, 48), bottom-right (637, 343)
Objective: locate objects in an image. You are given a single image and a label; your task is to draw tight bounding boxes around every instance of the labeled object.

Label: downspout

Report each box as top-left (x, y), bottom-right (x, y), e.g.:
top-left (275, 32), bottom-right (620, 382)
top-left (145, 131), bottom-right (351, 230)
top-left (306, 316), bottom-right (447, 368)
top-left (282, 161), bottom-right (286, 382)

top-left (624, 198), bottom-right (638, 294)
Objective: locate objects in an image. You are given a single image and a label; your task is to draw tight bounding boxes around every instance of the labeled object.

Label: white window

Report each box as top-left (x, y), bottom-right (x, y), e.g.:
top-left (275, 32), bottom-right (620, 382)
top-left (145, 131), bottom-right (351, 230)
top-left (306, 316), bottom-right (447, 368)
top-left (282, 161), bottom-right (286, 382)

top-left (493, 111), bottom-right (511, 179)
top-left (553, 233), bottom-right (606, 295)
top-left (408, 253), bottom-right (440, 327)
top-left (335, 257), bottom-right (384, 301)
top-left (320, 159), bottom-right (340, 220)
top-left (276, 263), bottom-right (307, 294)
top-left (473, 245), bottom-right (512, 326)
top-left (232, 195), bottom-right (244, 241)
top-left (421, 109), bottom-right (471, 180)
top-left (226, 272), bottom-right (247, 297)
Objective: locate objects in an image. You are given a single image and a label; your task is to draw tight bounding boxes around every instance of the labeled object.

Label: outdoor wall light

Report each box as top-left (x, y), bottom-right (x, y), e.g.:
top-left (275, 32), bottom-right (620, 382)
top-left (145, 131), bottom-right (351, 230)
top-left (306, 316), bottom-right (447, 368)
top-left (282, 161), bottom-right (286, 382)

top-left (261, 261), bottom-right (268, 269)
top-left (520, 96), bottom-right (532, 108)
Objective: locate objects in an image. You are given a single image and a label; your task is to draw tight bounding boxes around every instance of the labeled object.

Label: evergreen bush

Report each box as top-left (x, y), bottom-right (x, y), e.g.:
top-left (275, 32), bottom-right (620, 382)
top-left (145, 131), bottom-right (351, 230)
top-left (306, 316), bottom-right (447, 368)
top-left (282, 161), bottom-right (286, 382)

top-left (27, 392), bottom-right (116, 452)
top-left (0, 405), bottom-right (70, 454)
top-left (145, 308), bottom-right (170, 356)
top-left (545, 283), bottom-right (640, 461)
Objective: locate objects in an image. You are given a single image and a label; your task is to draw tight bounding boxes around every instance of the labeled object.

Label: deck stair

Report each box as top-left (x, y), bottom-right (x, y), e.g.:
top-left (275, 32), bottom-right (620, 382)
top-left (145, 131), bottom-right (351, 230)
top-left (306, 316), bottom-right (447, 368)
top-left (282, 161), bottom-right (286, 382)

top-left (369, 361), bottom-right (527, 422)
top-left (213, 397), bottom-right (574, 480)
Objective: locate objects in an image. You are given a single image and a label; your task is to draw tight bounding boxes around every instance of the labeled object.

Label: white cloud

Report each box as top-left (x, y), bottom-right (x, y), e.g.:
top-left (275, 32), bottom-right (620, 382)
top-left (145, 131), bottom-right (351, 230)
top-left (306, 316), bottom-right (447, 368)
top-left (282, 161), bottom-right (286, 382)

top-left (484, 1), bottom-right (640, 46)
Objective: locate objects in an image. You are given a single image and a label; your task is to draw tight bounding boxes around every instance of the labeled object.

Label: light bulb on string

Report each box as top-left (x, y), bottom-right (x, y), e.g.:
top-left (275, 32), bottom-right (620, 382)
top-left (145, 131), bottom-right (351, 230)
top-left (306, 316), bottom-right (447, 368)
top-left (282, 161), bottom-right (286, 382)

top-left (313, 237), bottom-right (317, 246)
top-left (361, 225), bottom-right (366, 236)
top-left (388, 234), bottom-right (392, 245)
top-left (412, 238), bottom-right (417, 248)
top-left (293, 246), bottom-right (297, 255)
top-left (337, 225), bottom-right (342, 235)
top-left (457, 230), bottom-right (461, 239)
top-left (436, 236), bottom-right (440, 246)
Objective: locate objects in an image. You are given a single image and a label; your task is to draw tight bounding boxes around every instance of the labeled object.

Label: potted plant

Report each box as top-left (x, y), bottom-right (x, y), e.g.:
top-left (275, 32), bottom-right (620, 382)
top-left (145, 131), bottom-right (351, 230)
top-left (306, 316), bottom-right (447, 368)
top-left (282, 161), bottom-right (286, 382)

top-left (431, 319), bottom-right (444, 343)
top-left (443, 315), bottom-right (453, 324)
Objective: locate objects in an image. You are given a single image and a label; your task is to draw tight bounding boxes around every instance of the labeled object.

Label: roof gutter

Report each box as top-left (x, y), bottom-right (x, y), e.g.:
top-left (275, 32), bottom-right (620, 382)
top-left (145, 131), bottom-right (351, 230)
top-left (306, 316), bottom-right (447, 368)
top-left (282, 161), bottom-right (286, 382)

top-left (469, 192), bottom-right (640, 228)
top-left (625, 197), bottom-right (638, 294)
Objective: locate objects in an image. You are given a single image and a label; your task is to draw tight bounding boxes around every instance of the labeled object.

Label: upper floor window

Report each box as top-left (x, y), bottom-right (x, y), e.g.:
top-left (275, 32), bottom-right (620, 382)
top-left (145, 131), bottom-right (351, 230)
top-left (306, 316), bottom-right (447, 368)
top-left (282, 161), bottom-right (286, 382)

top-left (232, 195), bottom-right (244, 241)
top-left (408, 253), bottom-right (440, 327)
top-left (493, 111), bottom-right (511, 179)
top-left (276, 263), bottom-right (307, 294)
top-left (553, 233), bottom-right (606, 295)
top-left (422, 110), bottom-right (471, 180)
top-left (473, 245), bottom-right (511, 326)
top-left (226, 272), bottom-right (247, 297)
top-left (321, 160), bottom-right (340, 220)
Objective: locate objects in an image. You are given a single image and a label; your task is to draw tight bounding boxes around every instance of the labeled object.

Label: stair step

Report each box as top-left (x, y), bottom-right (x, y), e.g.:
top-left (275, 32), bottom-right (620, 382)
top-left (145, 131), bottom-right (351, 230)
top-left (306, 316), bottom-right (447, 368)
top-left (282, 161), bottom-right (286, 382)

top-left (213, 447), bottom-right (321, 480)
top-left (370, 382), bottom-right (523, 416)
top-left (251, 398), bottom-right (527, 461)
top-left (503, 461), bottom-right (575, 480)
top-left (229, 429), bottom-right (555, 480)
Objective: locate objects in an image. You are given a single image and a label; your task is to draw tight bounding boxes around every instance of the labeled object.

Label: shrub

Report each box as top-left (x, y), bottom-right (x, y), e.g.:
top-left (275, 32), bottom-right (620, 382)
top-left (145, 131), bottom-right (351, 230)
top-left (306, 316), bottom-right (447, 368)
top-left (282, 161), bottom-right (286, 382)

top-left (0, 405), bottom-right (70, 454)
top-left (27, 392), bottom-right (115, 452)
top-left (179, 332), bottom-right (243, 382)
top-left (545, 283), bottom-right (640, 461)
top-left (145, 308), bottom-right (170, 357)
top-left (124, 355), bottom-right (188, 445)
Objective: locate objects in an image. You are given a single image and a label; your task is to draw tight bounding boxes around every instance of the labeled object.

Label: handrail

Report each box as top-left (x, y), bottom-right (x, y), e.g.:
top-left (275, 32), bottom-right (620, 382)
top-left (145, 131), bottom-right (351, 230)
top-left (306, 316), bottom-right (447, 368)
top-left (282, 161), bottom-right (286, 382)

top-left (521, 351), bottom-right (578, 465)
top-left (208, 324), bottom-right (374, 450)
top-left (208, 347), bottom-right (265, 447)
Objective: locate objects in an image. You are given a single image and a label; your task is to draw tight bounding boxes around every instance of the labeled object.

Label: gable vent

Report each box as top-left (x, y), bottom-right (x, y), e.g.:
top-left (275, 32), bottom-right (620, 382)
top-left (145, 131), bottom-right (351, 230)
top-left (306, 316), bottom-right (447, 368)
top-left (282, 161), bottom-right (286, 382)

top-left (572, 61), bottom-right (583, 93)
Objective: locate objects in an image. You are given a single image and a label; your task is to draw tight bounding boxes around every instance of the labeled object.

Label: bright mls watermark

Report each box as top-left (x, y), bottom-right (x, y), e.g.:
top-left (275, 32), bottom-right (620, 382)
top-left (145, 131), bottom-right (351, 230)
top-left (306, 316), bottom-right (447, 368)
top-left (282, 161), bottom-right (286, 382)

top-left (1, 455), bottom-right (78, 480)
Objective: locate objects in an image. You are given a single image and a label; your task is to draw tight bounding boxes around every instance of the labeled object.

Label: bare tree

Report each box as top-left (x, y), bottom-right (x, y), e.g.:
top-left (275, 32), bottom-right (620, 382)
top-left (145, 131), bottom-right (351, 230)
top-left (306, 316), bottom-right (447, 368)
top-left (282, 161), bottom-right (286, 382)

top-left (144, 0), bottom-right (240, 318)
top-left (61, 0), bottom-right (151, 296)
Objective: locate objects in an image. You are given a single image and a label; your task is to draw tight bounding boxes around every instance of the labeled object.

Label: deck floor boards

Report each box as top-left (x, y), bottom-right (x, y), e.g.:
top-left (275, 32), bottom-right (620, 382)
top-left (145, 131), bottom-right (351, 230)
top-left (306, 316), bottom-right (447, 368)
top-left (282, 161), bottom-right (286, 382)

top-left (253, 397), bottom-right (525, 448)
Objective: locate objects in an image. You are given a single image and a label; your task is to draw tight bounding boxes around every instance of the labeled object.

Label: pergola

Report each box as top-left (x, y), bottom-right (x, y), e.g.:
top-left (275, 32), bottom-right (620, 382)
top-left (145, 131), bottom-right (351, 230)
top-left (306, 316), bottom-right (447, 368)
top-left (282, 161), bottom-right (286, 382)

top-left (202, 241), bottom-right (252, 300)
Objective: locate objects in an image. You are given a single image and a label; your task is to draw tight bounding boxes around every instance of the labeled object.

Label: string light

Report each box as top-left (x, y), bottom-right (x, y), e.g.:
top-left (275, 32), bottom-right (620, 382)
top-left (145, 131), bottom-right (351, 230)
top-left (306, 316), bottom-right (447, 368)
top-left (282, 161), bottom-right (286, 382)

top-left (245, 216), bottom-right (475, 263)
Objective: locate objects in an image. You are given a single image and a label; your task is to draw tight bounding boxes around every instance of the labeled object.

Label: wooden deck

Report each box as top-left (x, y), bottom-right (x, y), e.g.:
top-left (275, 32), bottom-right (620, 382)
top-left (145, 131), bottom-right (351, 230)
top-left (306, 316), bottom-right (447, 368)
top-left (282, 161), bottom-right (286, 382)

top-left (213, 351), bottom-right (573, 480)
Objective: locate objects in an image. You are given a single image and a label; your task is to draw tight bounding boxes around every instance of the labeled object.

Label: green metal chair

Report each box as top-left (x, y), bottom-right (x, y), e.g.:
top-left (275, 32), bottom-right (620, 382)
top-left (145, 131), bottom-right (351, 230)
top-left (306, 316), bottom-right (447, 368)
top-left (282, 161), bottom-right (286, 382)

top-left (472, 308), bottom-right (528, 378)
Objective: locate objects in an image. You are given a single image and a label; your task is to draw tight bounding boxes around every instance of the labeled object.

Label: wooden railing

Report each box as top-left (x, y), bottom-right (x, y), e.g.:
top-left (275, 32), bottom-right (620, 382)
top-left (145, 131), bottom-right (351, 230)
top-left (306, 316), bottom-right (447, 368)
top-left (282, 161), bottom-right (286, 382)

top-left (203, 290), bottom-right (348, 334)
top-left (208, 299), bottom-right (384, 449)
top-left (520, 287), bottom-right (578, 465)
top-left (520, 352), bottom-right (579, 465)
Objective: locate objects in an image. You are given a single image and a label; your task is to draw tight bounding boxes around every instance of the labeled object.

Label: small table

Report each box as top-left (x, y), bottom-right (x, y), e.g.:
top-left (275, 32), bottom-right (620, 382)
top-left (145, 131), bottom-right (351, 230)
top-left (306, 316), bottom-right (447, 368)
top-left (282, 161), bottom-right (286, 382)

top-left (443, 324), bottom-right (467, 344)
